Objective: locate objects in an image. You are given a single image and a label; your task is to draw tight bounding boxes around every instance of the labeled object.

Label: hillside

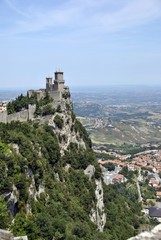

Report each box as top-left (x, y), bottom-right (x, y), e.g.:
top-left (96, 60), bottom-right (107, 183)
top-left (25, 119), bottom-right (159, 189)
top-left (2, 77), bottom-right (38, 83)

top-left (0, 94), bottom-right (107, 240)
top-left (0, 92), bottom-right (149, 240)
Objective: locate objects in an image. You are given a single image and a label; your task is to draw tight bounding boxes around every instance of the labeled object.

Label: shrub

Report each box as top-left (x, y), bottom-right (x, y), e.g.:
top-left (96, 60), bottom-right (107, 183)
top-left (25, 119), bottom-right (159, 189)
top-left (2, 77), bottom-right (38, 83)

top-left (54, 115), bottom-right (63, 129)
top-left (42, 104), bottom-right (55, 116)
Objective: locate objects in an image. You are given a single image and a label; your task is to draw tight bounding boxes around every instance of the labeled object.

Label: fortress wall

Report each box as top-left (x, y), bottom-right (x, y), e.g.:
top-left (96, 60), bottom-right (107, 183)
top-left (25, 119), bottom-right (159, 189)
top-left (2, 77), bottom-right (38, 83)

top-left (0, 111), bottom-right (7, 123)
top-left (51, 101), bottom-right (66, 111)
top-left (19, 110), bottom-right (29, 122)
top-left (7, 110), bottom-right (28, 123)
top-left (0, 101), bottom-right (65, 124)
top-left (49, 91), bottom-right (61, 101)
top-left (0, 104), bottom-right (36, 123)
top-left (28, 104), bottom-right (36, 120)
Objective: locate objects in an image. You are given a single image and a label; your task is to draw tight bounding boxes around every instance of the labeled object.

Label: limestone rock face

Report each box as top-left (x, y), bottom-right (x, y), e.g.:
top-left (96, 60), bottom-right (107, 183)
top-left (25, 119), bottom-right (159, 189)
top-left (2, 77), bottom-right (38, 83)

top-left (6, 185), bottom-right (19, 216)
top-left (27, 169), bottom-right (45, 201)
top-left (84, 164), bottom-right (95, 180)
top-left (0, 229), bottom-right (14, 240)
top-left (46, 99), bottom-right (87, 155)
top-left (90, 179), bottom-right (106, 232)
top-left (9, 144), bottom-right (19, 154)
top-left (0, 229), bottom-right (28, 240)
top-left (1, 92), bottom-right (102, 233)
top-left (128, 224), bottom-right (161, 240)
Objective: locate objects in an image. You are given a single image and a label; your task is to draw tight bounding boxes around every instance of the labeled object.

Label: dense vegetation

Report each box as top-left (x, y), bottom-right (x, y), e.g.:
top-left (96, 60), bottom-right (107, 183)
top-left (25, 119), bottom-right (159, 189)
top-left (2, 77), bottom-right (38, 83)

top-left (0, 109), bottom-right (149, 239)
top-left (0, 120), bottom-right (102, 240)
top-left (7, 92), bottom-right (52, 114)
top-left (7, 93), bottom-right (36, 114)
top-left (103, 183), bottom-right (146, 240)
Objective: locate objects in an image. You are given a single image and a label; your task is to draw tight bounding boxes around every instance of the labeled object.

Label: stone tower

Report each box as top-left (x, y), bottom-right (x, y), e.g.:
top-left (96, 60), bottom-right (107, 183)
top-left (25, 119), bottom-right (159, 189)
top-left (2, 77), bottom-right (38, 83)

top-left (46, 77), bottom-right (53, 91)
top-left (54, 71), bottom-right (65, 91)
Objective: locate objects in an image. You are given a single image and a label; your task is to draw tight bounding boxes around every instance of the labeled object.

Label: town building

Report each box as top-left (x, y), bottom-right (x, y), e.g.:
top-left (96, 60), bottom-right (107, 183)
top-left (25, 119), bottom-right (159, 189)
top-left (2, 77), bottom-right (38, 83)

top-left (148, 207), bottom-right (161, 222)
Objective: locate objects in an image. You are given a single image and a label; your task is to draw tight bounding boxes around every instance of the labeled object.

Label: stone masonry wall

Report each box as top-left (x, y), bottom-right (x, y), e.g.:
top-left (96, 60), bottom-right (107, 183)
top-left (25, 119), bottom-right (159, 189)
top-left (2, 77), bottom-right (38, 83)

top-left (49, 91), bottom-right (61, 101)
top-left (0, 111), bottom-right (7, 123)
top-left (28, 104), bottom-right (36, 120)
top-left (7, 110), bottom-right (28, 123)
top-left (0, 104), bottom-right (36, 124)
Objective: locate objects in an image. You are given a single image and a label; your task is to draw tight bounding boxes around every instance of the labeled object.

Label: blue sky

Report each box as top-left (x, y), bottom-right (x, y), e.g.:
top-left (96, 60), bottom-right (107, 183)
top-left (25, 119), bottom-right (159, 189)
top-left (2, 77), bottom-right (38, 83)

top-left (0, 0), bottom-right (161, 89)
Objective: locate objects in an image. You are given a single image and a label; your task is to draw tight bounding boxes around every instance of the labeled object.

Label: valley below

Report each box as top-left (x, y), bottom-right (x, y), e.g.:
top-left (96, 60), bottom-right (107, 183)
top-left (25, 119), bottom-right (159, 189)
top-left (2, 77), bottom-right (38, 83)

top-left (72, 86), bottom-right (161, 146)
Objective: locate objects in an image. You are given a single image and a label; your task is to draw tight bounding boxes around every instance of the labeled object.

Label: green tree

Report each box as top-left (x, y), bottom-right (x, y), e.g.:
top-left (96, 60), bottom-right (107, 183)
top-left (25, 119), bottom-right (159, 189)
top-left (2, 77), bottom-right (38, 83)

top-left (104, 162), bottom-right (115, 171)
top-left (54, 115), bottom-right (63, 129)
top-left (11, 213), bottom-right (38, 240)
top-left (0, 196), bottom-right (11, 229)
top-left (7, 102), bottom-right (15, 114)
top-left (42, 104), bottom-right (55, 116)
top-left (35, 102), bottom-right (42, 116)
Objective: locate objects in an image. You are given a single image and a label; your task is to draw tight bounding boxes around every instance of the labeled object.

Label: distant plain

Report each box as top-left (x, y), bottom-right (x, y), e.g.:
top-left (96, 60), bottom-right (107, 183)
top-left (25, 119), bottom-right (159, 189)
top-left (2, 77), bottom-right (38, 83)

top-left (72, 86), bottom-right (161, 145)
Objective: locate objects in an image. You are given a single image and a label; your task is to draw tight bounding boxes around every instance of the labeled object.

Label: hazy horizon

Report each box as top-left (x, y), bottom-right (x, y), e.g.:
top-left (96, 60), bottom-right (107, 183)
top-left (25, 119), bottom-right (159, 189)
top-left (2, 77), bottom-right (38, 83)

top-left (1, 83), bottom-right (161, 92)
top-left (1, 84), bottom-right (161, 103)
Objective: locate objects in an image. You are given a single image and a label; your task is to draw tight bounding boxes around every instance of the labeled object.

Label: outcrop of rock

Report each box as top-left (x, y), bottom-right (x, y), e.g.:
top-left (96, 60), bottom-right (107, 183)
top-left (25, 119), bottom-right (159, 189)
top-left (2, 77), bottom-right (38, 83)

top-left (48, 99), bottom-right (86, 155)
top-left (84, 164), bottom-right (95, 180)
top-left (90, 179), bottom-right (106, 231)
top-left (0, 80), bottom-right (107, 238)
top-left (128, 224), bottom-right (161, 240)
top-left (0, 229), bottom-right (28, 240)
top-left (84, 165), bottom-right (106, 231)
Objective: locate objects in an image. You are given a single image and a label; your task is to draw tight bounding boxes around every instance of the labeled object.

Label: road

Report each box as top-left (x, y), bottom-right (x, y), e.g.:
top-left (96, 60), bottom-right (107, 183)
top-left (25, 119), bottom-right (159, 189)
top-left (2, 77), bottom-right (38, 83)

top-left (137, 168), bottom-right (142, 203)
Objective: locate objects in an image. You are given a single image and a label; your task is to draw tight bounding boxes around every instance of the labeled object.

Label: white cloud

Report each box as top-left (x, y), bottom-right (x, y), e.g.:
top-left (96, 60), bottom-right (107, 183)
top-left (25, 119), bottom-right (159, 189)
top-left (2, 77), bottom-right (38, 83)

top-left (2, 0), bottom-right (161, 36)
top-left (98, 0), bottom-right (161, 32)
top-left (4, 0), bottom-right (29, 17)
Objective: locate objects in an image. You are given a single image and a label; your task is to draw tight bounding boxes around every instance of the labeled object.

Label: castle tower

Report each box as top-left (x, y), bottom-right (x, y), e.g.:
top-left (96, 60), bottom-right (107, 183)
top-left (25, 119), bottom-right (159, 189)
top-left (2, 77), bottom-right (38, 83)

top-left (54, 71), bottom-right (65, 91)
top-left (46, 77), bottom-right (53, 91)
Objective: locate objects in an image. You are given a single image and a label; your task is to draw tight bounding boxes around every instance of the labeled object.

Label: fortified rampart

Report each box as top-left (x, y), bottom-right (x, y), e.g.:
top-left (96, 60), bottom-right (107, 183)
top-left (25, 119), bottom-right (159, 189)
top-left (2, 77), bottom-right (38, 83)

top-left (0, 104), bottom-right (36, 124)
top-left (0, 111), bottom-right (7, 123)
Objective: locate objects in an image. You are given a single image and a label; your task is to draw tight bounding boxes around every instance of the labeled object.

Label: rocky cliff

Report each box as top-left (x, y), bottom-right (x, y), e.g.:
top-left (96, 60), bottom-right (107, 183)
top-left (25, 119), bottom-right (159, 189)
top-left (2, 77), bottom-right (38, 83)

top-left (0, 90), bottom-right (147, 240)
top-left (0, 93), bottom-right (106, 239)
top-left (128, 224), bottom-right (161, 240)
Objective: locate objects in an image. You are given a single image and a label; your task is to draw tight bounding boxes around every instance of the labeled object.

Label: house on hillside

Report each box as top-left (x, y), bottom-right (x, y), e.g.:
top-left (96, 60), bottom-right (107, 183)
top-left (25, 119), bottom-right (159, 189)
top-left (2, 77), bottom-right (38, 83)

top-left (112, 174), bottom-right (127, 184)
top-left (148, 207), bottom-right (161, 222)
top-left (150, 178), bottom-right (159, 188)
top-left (156, 192), bottom-right (161, 199)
